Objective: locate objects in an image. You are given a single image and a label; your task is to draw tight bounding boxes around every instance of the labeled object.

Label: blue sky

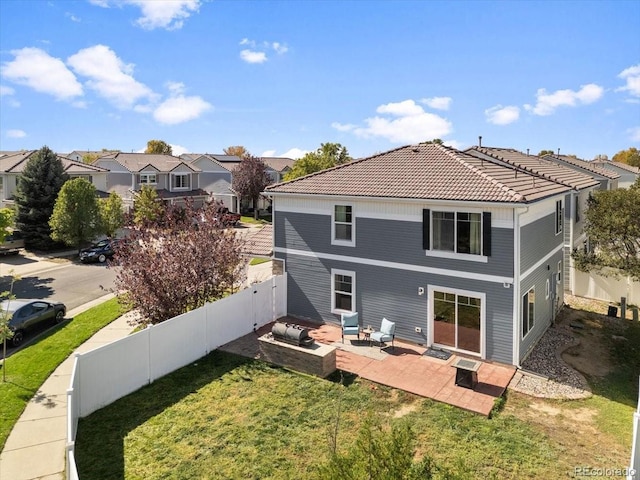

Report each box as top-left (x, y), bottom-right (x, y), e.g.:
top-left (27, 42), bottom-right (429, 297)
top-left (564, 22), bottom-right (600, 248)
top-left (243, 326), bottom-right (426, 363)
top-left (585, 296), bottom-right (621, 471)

top-left (1, 0), bottom-right (638, 160)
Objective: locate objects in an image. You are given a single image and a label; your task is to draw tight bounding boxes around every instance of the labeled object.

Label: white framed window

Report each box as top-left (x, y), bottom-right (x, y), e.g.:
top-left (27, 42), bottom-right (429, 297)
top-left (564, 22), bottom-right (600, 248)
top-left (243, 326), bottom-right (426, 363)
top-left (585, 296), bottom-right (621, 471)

top-left (171, 173), bottom-right (190, 190)
top-left (555, 200), bottom-right (563, 235)
top-left (332, 205), bottom-right (355, 246)
top-left (432, 211), bottom-right (482, 255)
top-left (139, 173), bottom-right (157, 185)
top-left (331, 269), bottom-right (355, 314)
top-left (522, 287), bottom-right (535, 338)
top-left (557, 260), bottom-right (562, 283)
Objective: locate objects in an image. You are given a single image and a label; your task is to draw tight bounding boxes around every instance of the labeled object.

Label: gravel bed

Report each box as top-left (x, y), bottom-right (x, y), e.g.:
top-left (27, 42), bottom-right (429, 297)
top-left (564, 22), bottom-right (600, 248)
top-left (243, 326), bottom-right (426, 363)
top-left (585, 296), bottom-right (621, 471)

top-left (511, 326), bottom-right (591, 399)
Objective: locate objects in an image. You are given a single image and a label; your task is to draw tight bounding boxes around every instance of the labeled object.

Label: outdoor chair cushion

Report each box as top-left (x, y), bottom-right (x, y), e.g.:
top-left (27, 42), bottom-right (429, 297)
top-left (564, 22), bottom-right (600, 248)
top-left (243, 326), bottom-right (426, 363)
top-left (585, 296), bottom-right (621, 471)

top-left (371, 318), bottom-right (395, 349)
top-left (341, 312), bottom-right (360, 342)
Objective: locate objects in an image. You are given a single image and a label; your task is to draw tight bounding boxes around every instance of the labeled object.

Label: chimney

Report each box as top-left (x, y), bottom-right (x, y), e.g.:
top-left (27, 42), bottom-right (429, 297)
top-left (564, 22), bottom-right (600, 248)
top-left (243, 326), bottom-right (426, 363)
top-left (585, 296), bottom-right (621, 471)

top-left (557, 148), bottom-right (560, 156)
top-left (478, 136), bottom-right (482, 148)
top-left (527, 148), bottom-right (530, 156)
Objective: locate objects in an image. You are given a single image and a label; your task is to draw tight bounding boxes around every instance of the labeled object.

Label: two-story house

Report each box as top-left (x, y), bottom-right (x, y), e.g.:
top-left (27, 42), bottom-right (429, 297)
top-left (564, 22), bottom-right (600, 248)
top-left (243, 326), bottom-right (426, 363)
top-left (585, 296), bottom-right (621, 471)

top-left (265, 143), bottom-right (576, 367)
top-left (592, 159), bottom-right (640, 188)
top-left (542, 154), bottom-right (619, 191)
top-left (1, 150), bottom-right (109, 208)
top-left (464, 147), bottom-right (600, 297)
top-left (94, 152), bottom-right (208, 211)
top-left (180, 153), bottom-right (237, 212)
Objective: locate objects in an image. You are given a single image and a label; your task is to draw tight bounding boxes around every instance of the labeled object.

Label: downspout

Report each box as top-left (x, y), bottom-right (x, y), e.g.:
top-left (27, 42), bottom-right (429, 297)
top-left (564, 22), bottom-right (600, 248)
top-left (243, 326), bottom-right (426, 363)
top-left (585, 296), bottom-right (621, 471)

top-left (512, 205), bottom-right (528, 367)
top-left (569, 192), bottom-right (576, 296)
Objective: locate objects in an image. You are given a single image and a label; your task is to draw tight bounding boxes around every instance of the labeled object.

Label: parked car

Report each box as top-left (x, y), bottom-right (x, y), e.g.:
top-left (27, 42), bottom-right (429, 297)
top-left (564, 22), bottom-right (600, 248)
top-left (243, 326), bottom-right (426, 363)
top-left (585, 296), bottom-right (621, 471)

top-left (0, 230), bottom-right (25, 255)
top-left (79, 239), bottom-right (122, 263)
top-left (1, 299), bottom-right (67, 347)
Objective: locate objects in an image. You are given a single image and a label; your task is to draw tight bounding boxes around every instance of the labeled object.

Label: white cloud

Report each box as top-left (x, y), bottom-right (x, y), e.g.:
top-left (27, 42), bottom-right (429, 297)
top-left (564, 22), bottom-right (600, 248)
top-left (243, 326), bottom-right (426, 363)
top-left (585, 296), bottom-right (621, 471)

top-left (240, 49), bottom-right (267, 64)
top-left (1, 47), bottom-right (83, 101)
top-left (279, 148), bottom-right (306, 159)
top-left (239, 38), bottom-right (255, 47)
top-left (92, 1), bottom-right (200, 30)
top-left (170, 143), bottom-right (189, 155)
top-left (485, 105), bottom-right (520, 125)
top-left (628, 126), bottom-right (640, 142)
top-left (0, 85), bottom-right (15, 96)
top-left (67, 44), bottom-right (155, 109)
top-left (420, 96), bottom-right (452, 111)
top-left (153, 94), bottom-right (212, 124)
top-left (88, 0), bottom-right (110, 6)
top-left (6, 129), bottom-right (26, 138)
top-left (334, 99), bottom-right (452, 144)
top-left (272, 42), bottom-right (288, 55)
top-left (166, 81), bottom-right (186, 95)
top-left (525, 83), bottom-right (604, 116)
top-left (65, 12), bottom-right (81, 22)
top-left (331, 122), bottom-right (357, 132)
top-left (617, 64), bottom-right (640, 98)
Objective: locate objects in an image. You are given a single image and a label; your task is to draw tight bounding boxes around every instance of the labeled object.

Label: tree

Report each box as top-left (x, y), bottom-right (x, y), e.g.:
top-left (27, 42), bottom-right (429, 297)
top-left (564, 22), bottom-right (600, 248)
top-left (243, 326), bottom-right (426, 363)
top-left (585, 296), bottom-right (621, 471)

top-left (113, 200), bottom-right (246, 326)
top-left (425, 138), bottom-right (444, 145)
top-left (82, 153), bottom-right (99, 164)
top-left (145, 140), bottom-right (172, 156)
top-left (538, 149), bottom-right (555, 157)
top-left (316, 414), bottom-right (435, 480)
top-left (50, 178), bottom-right (102, 252)
top-left (572, 184), bottom-right (640, 281)
top-left (14, 146), bottom-right (69, 250)
top-left (133, 185), bottom-right (165, 227)
top-left (612, 147), bottom-right (640, 167)
top-left (100, 192), bottom-right (125, 238)
top-left (0, 207), bottom-right (15, 243)
top-left (223, 145), bottom-right (251, 159)
top-left (232, 156), bottom-right (271, 220)
top-left (284, 142), bottom-right (353, 181)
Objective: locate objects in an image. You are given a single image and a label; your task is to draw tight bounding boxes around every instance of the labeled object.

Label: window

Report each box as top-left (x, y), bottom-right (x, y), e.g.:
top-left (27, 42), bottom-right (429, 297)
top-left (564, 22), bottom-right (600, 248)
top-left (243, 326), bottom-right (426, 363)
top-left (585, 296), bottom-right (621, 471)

top-left (332, 205), bottom-right (354, 246)
top-left (575, 197), bottom-right (580, 223)
top-left (555, 200), bottom-right (563, 234)
top-left (522, 287), bottom-right (535, 338)
top-left (139, 173), bottom-right (157, 185)
top-left (331, 269), bottom-right (354, 313)
top-left (172, 173), bottom-right (190, 190)
top-left (545, 279), bottom-right (550, 299)
top-left (557, 261), bottom-right (562, 283)
top-left (432, 211), bottom-right (482, 255)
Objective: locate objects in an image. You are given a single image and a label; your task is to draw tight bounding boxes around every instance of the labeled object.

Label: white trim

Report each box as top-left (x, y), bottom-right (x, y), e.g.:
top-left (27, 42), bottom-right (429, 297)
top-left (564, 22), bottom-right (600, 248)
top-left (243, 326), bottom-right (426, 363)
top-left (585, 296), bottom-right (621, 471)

top-left (331, 268), bottom-right (355, 314)
top-left (425, 250), bottom-right (488, 263)
top-left (427, 285), bottom-right (486, 359)
top-left (275, 247), bottom-right (513, 284)
top-left (170, 172), bottom-right (191, 191)
top-left (522, 287), bottom-right (535, 340)
top-left (545, 279), bottom-right (550, 300)
top-left (331, 204), bottom-right (355, 247)
top-left (519, 244), bottom-right (563, 281)
top-left (557, 260), bottom-right (562, 283)
top-left (512, 207), bottom-right (525, 366)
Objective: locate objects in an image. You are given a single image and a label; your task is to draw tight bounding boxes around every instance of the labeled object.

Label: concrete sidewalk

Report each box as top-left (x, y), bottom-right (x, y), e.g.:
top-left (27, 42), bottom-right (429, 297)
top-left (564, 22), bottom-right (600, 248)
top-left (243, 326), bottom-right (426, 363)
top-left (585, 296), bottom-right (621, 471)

top-left (0, 259), bottom-right (275, 480)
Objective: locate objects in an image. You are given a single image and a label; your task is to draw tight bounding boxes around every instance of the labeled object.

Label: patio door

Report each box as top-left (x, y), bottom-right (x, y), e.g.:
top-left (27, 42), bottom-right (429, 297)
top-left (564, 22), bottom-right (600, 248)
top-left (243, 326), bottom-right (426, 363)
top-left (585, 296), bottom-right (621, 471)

top-left (431, 289), bottom-right (483, 356)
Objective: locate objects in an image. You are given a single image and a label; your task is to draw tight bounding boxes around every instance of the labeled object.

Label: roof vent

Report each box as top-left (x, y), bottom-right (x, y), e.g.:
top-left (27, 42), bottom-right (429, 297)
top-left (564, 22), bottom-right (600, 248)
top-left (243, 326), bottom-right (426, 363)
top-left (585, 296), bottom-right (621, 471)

top-left (527, 148), bottom-right (530, 156)
top-left (478, 136), bottom-right (482, 148)
top-left (557, 148), bottom-right (560, 156)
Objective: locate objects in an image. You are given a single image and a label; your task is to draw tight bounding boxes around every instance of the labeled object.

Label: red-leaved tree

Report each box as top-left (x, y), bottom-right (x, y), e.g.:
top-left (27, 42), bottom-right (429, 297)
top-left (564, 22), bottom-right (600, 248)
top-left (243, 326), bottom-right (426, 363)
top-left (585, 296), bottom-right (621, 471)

top-left (112, 199), bottom-right (247, 327)
top-left (232, 156), bottom-right (271, 219)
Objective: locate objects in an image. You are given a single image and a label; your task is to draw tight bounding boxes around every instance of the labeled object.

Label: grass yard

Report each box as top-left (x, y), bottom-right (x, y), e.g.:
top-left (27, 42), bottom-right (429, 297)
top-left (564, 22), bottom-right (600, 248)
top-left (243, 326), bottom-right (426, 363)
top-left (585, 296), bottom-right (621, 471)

top-left (250, 257), bottom-right (270, 266)
top-left (0, 297), bottom-right (127, 449)
top-left (240, 215), bottom-right (271, 225)
top-left (75, 307), bottom-right (638, 480)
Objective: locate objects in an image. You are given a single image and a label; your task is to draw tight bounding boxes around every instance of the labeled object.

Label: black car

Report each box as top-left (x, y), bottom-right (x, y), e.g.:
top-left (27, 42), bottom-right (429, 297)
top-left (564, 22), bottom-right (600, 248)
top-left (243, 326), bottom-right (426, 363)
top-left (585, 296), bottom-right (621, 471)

top-left (1, 299), bottom-right (67, 347)
top-left (79, 239), bottom-right (121, 263)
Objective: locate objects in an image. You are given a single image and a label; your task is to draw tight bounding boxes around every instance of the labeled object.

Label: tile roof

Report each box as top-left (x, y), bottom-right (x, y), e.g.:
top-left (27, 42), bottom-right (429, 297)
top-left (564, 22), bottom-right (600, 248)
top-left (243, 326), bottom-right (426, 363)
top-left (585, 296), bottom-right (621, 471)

top-left (0, 151), bottom-right (108, 174)
top-left (466, 147), bottom-right (599, 190)
top-left (266, 143), bottom-right (571, 203)
top-left (107, 152), bottom-right (201, 173)
top-left (260, 157), bottom-right (295, 172)
top-left (593, 160), bottom-right (640, 174)
top-left (243, 224), bottom-right (273, 257)
top-left (543, 154), bottom-right (619, 179)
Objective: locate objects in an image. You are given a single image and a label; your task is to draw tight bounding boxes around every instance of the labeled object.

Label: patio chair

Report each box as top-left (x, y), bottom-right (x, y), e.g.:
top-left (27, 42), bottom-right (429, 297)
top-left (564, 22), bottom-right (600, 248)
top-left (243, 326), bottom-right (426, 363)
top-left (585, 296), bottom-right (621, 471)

top-left (371, 318), bottom-right (395, 351)
top-left (341, 312), bottom-right (360, 343)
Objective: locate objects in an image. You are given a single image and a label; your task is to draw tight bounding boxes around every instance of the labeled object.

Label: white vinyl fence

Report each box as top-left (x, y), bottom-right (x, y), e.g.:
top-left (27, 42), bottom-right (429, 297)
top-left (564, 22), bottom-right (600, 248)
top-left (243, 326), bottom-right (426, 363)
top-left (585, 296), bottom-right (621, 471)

top-left (573, 269), bottom-right (640, 306)
top-left (66, 274), bottom-right (286, 480)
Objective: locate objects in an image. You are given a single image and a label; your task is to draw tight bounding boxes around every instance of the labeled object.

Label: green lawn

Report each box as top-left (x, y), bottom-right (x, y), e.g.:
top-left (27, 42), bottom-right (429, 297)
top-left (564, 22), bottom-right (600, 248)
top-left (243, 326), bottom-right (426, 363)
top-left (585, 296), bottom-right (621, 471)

top-left (240, 215), bottom-right (271, 225)
top-left (74, 314), bottom-right (638, 480)
top-left (0, 298), bottom-right (127, 449)
top-left (250, 257), bottom-right (270, 266)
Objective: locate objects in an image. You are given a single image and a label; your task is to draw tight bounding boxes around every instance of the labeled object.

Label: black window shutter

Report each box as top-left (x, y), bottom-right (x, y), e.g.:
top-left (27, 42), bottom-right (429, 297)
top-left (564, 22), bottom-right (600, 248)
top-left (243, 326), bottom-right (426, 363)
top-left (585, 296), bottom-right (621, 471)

top-left (482, 212), bottom-right (491, 256)
top-left (422, 209), bottom-right (430, 250)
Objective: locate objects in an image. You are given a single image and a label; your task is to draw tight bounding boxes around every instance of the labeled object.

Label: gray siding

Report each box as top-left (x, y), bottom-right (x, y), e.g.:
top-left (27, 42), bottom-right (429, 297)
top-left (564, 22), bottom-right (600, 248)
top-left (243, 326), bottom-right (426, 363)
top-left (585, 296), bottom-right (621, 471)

top-left (519, 248), bottom-right (563, 361)
top-left (199, 172), bottom-right (232, 194)
top-left (521, 212), bottom-right (563, 273)
top-left (277, 252), bottom-right (514, 364)
top-left (276, 212), bottom-right (513, 278)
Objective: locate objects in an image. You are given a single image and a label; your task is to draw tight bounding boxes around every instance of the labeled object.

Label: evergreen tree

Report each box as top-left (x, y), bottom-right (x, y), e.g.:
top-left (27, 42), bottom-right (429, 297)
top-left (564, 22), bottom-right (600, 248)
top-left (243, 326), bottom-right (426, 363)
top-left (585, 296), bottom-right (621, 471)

top-left (50, 178), bottom-right (102, 252)
top-left (14, 146), bottom-right (68, 249)
top-left (133, 185), bottom-right (165, 226)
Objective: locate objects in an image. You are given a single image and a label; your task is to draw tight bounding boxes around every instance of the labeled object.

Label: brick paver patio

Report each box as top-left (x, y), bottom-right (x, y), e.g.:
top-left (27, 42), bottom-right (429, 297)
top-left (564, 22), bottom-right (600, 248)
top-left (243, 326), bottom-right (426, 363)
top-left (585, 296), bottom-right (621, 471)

top-left (219, 318), bottom-right (516, 416)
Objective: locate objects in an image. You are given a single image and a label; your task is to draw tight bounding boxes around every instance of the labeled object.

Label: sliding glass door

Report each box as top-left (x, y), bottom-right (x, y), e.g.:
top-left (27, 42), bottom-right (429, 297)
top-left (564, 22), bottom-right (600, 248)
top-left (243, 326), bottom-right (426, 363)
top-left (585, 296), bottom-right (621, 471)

top-left (432, 290), bottom-right (482, 355)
